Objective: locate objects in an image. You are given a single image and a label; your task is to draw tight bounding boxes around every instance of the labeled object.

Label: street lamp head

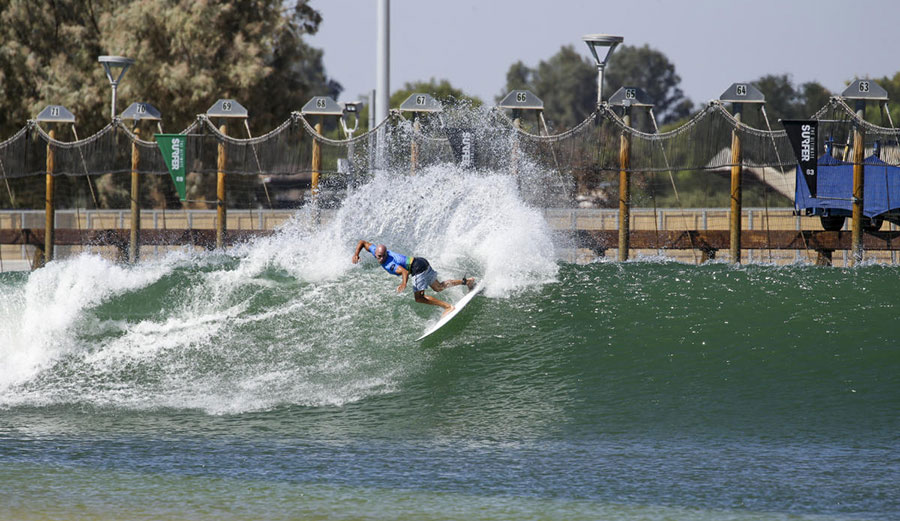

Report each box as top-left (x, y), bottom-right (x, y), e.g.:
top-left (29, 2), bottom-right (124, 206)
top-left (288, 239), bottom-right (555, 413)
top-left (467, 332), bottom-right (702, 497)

top-left (98, 55), bottom-right (134, 121)
top-left (582, 34), bottom-right (623, 104)
top-left (98, 55), bottom-right (134, 85)
top-left (581, 34), bottom-right (624, 67)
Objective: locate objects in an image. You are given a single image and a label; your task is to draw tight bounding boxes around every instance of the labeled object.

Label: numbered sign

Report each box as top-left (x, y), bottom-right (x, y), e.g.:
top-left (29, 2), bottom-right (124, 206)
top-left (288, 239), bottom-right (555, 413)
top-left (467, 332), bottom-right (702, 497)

top-left (206, 99), bottom-right (248, 118)
top-left (497, 90), bottom-right (544, 110)
top-left (608, 86), bottom-right (653, 108)
top-left (301, 96), bottom-right (343, 115)
top-left (399, 93), bottom-right (442, 113)
top-left (119, 102), bottom-right (162, 121)
top-left (718, 83), bottom-right (765, 104)
top-left (35, 104), bottom-right (76, 123)
top-left (840, 79), bottom-right (888, 101)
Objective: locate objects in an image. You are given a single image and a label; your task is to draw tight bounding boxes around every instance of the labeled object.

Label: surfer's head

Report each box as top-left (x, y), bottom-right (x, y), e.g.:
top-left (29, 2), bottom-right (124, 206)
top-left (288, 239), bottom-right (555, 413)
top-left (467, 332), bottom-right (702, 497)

top-left (374, 244), bottom-right (388, 263)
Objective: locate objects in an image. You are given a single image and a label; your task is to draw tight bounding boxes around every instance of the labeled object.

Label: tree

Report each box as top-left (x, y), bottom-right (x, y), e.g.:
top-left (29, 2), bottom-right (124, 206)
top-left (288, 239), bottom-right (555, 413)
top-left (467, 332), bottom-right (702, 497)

top-left (499, 43), bottom-right (693, 130)
top-left (604, 44), bottom-right (693, 124)
top-left (351, 78), bottom-right (481, 134)
top-left (871, 72), bottom-right (900, 126)
top-left (499, 45), bottom-right (596, 131)
top-left (746, 74), bottom-right (832, 126)
top-left (0, 0), bottom-right (340, 137)
top-left (389, 78), bottom-right (482, 109)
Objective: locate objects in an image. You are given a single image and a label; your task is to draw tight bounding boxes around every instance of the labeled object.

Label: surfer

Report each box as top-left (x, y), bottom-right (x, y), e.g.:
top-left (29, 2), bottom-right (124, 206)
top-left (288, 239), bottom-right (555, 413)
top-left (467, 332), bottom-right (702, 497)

top-left (351, 240), bottom-right (475, 315)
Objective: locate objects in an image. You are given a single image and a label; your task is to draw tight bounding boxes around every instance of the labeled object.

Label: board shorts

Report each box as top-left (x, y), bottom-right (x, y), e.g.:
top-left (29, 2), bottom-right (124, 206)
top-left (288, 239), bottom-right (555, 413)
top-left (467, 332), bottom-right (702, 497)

top-left (409, 257), bottom-right (437, 292)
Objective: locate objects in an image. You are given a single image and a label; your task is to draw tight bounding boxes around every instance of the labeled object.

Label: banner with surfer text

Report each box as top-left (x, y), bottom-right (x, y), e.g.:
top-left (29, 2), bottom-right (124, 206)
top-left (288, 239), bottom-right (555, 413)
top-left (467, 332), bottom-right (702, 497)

top-left (783, 120), bottom-right (818, 198)
top-left (445, 128), bottom-right (477, 169)
top-left (155, 134), bottom-right (187, 201)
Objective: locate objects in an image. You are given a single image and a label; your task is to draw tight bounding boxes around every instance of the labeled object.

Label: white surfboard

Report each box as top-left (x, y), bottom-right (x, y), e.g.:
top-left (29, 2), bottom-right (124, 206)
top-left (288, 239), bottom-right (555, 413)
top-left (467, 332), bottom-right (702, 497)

top-left (416, 282), bottom-right (485, 341)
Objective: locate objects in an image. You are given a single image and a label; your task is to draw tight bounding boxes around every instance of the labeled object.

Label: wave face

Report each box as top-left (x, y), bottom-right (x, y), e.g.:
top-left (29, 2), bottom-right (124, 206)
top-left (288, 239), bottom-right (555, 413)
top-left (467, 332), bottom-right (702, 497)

top-left (0, 165), bottom-right (559, 413)
top-left (1, 164), bottom-right (898, 520)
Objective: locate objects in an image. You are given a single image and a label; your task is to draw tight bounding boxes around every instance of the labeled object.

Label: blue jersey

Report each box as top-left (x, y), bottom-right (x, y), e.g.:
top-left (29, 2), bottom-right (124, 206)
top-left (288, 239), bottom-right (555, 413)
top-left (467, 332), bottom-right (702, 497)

top-left (369, 244), bottom-right (411, 277)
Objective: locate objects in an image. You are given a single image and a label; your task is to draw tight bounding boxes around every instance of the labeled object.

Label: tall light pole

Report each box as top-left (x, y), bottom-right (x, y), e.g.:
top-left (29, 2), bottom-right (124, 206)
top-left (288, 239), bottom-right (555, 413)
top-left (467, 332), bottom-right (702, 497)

top-left (98, 55), bottom-right (134, 120)
top-left (375, 0), bottom-right (390, 125)
top-left (375, 0), bottom-right (390, 170)
top-left (582, 34), bottom-right (623, 104)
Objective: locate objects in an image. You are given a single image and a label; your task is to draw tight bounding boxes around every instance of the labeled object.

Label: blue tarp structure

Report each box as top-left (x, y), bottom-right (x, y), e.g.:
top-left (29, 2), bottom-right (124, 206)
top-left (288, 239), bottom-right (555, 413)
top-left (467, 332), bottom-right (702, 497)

top-left (795, 154), bottom-right (900, 217)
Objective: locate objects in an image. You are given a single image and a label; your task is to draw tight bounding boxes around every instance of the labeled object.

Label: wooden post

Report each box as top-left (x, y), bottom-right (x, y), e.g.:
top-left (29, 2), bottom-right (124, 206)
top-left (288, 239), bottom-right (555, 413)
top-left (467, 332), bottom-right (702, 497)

top-left (618, 110), bottom-right (631, 262)
top-left (729, 105), bottom-right (743, 263)
top-left (410, 115), bottom-right (419, 175)
top-left (510, 111), bottom-right (522, 177)
top-left (311, 119), bottom-right (322, 195)
top-left (129, 126), bottom-right (141, 263)
top-left (43, 127), bottom-right (56, 266)
top-left (217, 123), bottom-right (227, 250)
top-left (851, 103), bottom-right (865, 264)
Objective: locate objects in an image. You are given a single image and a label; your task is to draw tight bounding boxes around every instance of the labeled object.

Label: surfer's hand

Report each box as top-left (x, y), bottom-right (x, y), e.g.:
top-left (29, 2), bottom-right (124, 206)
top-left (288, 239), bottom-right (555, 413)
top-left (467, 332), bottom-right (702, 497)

top-left (397, 282), bottom-right (406, 292)
top-left (351, 254), bottom-right (359, 264)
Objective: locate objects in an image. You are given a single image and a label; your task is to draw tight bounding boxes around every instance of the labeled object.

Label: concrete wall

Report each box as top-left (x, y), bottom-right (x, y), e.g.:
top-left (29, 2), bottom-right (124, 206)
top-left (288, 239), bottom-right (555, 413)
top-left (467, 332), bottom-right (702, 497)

top-left (2, 208), bottom-right (896, 270)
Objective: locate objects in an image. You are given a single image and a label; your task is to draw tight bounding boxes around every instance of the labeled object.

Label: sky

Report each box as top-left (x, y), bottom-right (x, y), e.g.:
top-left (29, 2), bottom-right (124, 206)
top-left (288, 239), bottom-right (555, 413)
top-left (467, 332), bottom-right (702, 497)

top-left (307, 0), bottom-right (900, 108)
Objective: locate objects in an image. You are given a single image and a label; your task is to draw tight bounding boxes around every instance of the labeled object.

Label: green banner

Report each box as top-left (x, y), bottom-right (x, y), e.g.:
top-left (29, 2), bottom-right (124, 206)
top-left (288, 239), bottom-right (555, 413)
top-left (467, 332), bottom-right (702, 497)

top-left (156, 134), bottom-right (187, 201)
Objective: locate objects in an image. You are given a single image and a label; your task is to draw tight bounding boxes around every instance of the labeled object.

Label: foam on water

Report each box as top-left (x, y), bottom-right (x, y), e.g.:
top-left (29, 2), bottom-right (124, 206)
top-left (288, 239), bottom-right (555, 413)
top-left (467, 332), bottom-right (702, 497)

top-left (0, 163), bottom-right (560, 412)
top-left (0, 255), bottom-right (171, 391)
top-left (240, 164), bottom-right (559, 294)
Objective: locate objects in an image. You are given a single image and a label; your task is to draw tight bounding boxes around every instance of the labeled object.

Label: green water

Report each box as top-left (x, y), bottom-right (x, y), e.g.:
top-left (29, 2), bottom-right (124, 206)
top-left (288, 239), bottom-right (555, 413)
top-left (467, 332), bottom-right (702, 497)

top-left (1, 168), bottom-right (898, 520)
top-left (1, 262), bottom-right (897, 520)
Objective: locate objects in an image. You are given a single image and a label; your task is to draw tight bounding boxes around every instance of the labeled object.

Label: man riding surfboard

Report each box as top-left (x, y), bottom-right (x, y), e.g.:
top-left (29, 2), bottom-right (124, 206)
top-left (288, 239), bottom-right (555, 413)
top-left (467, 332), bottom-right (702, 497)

top-left (351, 240), bottom-right (475, 315)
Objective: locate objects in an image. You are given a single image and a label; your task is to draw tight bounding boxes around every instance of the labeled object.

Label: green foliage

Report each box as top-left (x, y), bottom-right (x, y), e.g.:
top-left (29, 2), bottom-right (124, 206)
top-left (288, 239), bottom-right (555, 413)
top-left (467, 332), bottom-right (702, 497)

top-left (350, 79), bottom-right (482, 134)
top-left (389, 78), bottom-right (482, 108)
top-left (639, 171), bottom-right (792, 208)
top-left (604, 44), bottom-right (694, 124)
top-left (745, 74), bottom-right (830, 125)
top-left (499, 45), bottom-right (596, 132)
top-left (499, 44), bottom-right (693, 130)
top-left (867, 72), bottom-right (900, 127)
top-left (0, 0), bottom-right (340, 137)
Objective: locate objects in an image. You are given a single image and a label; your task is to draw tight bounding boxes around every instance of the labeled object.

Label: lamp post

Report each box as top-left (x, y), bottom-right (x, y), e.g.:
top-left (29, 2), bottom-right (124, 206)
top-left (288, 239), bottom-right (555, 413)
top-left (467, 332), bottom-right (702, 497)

top-left (582, 34), bottom-right (623, 104)
top-left (98, 55), bottom-right (134, 120)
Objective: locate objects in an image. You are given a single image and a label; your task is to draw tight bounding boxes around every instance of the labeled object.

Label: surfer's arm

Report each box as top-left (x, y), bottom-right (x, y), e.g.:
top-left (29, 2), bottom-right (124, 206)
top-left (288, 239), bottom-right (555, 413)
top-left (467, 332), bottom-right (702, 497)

top-left (352, 240), bottom-right (372, 264)
top-left (395, 265), bottom-right (409, 292)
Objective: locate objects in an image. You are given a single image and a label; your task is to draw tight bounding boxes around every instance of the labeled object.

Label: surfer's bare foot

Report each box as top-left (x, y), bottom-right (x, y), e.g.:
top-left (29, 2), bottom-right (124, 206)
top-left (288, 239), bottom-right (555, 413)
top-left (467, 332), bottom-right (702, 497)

top-left (441, 305), bottom-right (455, 317)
